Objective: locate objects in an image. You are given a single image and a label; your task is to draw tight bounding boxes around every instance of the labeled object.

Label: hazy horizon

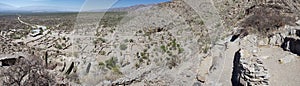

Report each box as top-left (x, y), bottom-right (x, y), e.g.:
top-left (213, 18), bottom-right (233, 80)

top-left (0, 0), bottom-right (171, 11)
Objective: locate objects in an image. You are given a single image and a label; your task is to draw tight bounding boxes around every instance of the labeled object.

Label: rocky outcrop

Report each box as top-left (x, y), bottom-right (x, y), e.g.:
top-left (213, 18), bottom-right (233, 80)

top-left (233, 20), bottom-right (300, 56)
top-left (234, 49), bottom-right (270, 86)
top-left (0, 57), bottom-right (17, 66)
top-left (269, 33), bottom-right (284, 46)
top-left (280, 25), bottom-right (300, 55)
top-left (281, 37), bottom-right (300, 55)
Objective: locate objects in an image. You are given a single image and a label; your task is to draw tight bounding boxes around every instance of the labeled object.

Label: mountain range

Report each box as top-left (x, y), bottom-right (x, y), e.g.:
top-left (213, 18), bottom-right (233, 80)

top-left (89, 4), bottom-right (151, 12)
top-left (0, 3), bottom-right (78, 13)
top-left (0, 3), bottom-right (16, 11)
top-left (0, 3), bottom-right (151, 13)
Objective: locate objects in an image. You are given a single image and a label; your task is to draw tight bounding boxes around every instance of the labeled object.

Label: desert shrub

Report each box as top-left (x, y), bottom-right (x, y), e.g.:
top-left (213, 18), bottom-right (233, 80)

top-left (141, 52), bottom-right (149, 60)
top-left (202, 44), bottom-right (210, 54)
top-left (104, 57), bottom-right (122, 74)
top-left (171, 39), bottom-right (177, 48)
top-left (240, 5), bottom-right (296, 37)
top-left (99, 62), bottom-right (105, 68)
top-left (98, 38), bottom-right (106, 43)
top-left (129, 39), bottom-right (134, 43)
top-left (166, 56), bottom-right (180, 69)
top-left (199, 19), bottom-right (204, 25)
top-left (160, 45), bottom-right (167, 52)
top-left (105, 57), bottom-right (118, 70)
top-left (119, 44), bottom-right (128, 50)
top-left (111, 66), bottom-right (122, 74)
top-left (123, 39), bottom-right (129, 43)
top-left (94, 37), bottom-right (106, 44)
top-left (178, 48), bottom-right (184, 54)
top-left (135, 63), bottom-right (140, 69)
top-left (55, 44), bottom-right (63, 49)
top-left (99, 51), bottom-right (106, 55)
top-left (99, 62), bottom-right (105, 66)
top-left (11, 34), bottom-right (22, 39)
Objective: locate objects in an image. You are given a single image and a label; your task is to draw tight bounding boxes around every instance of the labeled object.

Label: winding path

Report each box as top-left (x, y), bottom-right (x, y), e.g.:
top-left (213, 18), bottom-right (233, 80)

top-left (17, 15), bottom-right (34, 27)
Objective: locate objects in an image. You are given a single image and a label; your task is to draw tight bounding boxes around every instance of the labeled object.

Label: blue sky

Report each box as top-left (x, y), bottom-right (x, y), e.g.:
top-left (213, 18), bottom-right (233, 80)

top-left (0, 0), bottom-right (170, 11)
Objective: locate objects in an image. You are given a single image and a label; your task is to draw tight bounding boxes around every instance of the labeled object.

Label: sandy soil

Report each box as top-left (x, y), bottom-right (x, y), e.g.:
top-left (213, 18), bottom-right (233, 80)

top-left (259, 46), bottom-right (300, 86)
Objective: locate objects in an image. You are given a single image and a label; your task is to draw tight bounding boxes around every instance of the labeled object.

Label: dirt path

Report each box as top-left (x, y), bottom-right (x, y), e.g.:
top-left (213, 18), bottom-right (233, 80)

top-left (217, 41), bottom-right (240, 85)
top-left (17, 15), bottom-right (34, 27)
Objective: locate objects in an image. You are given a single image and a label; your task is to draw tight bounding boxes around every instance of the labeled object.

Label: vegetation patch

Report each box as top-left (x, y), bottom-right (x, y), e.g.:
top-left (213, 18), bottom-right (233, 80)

top-left (93, 37), bottom-right (106, 44)
top-left (160, 39), bottom-right (184, 55)
top-left (166, 56), bottom-right (180, 69)
top-left (104, 57), bottom-right (122, 74)
top-left (99, 12), bottom-right (128, 27)
top-left (135, 49), bottom-right (151, 69)
top-left (239, 5), bottom-right (296, 37)
top-left (98, 62), bottom-right (105, 69)
top-left (99, 51), bottom-right (106, 55)
top-left (160, 45), bottom-right (167, 52)
top-left (119, 44), bottom-right (128, 50)
top-left (54, 43), bottom-right (63, 49)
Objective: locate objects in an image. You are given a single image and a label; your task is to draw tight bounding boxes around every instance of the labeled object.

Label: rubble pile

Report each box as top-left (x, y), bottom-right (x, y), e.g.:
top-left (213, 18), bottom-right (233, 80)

top-left (238, 49), bottom-right (270, 86)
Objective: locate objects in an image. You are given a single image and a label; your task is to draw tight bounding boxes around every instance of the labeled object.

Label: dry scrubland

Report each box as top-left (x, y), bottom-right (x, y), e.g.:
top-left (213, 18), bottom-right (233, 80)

top-left (0, 0), bottom-right (300, 86)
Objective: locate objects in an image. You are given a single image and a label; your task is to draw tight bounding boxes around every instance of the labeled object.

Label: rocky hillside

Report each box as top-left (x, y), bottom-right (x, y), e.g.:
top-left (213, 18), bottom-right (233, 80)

top-left (1, 0), bottom-right (300, 86)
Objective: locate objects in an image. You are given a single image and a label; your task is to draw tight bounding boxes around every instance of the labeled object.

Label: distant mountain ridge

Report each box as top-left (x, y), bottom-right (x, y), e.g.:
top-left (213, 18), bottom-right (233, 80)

top-left (75, 4), bottom-right (153, 12)
top-left (0, 2), bottom-right (153, 13)
top-left (0, 3), bottom-right (78, 13)
top-left (0, 3), bottom-right (16, 11)
top-left (17, 6), bottom-right (77, 12)
top-left (107, 4), bottom-right (152, 12)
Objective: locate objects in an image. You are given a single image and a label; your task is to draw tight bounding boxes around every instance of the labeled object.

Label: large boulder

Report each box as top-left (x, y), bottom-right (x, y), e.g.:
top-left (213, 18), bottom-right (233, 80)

top-left (258, 37), bottom-right (270, 46)
top-left (269, 33), bottom-right (284, 46)
top-left (281, 37), bottom-right (300, 55)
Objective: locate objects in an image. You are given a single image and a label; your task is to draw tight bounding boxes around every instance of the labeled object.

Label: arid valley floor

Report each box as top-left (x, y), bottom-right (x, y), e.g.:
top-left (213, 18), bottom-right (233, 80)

top-left (1, 0), bottom-right (300, 86)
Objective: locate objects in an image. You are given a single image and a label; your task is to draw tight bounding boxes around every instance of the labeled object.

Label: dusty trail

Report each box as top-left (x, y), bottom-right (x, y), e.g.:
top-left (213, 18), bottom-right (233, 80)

top-left (217, 41), bottom-right (240, 85)
top-left (17, 15), bottom-right (34, 27)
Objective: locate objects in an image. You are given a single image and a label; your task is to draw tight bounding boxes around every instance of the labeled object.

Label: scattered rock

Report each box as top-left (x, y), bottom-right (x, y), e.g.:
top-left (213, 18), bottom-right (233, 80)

top-left (86, 63), bottom-right (91, 74)
top-left (196, 75), bottom-right (206, 83)
top-left (258, 38), bottom-right (269, 46)
top-left (193, 81), bottom-right (202, 86)
top-left (296, 20), bottom-right (300, 25)
top-left (230, 34), bottom-right (240, 42)
top-left (0, 57), bottom-right (17, 66)
top-left (235, 49), bottom-right (270, 86)
top-left (0, 55), bottom-right (24, 66)
top-left (279, 54), bottom-right (297, 64)
top-left (260, 56), bottom-right (270, 59)
top-left (239, 35), bottom-right (258, 49)
top-left (65, 62), bottom-right (75, 75)
top-left (269, 33), bottom-right (284, 46)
